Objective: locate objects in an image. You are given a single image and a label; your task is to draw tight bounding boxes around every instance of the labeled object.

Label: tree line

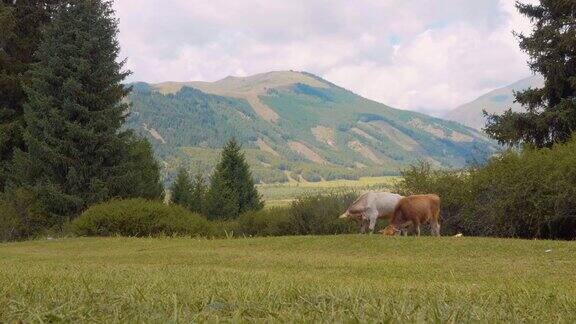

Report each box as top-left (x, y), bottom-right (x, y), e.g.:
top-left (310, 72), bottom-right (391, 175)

top-left (0, 0), bottom-right (163, 239)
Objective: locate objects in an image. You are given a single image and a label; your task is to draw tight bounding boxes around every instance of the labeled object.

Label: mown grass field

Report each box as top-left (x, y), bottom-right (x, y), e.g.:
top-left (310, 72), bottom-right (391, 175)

top-left (259, 176), bottom-right (400, 207)
top-left (1, 235), bottom-right (575, 322)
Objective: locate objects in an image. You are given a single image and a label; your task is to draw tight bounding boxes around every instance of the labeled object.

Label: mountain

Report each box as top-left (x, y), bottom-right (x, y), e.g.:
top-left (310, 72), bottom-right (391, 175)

top-left (126, 71), bottom-right (496, 183)
top-left (445, 75), bottom-right (544, 130)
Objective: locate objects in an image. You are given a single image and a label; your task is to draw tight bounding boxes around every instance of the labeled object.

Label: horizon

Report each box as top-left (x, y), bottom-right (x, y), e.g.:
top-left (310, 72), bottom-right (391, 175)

top-left (129, 69), bottom-right (539, 117)
top-left (113, 0), bottom-right (538, 115)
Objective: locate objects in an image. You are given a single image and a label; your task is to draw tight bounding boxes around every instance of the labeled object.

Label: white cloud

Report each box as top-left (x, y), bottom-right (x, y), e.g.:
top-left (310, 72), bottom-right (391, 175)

top-left (113, 0), bottom-right (537, 114)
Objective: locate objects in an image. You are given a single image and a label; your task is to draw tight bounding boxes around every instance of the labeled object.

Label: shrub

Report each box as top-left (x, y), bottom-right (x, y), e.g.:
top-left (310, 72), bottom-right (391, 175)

top-left (288, 192), bottom-right (358, 235)
top-left (236, 208), bottom-right (294, 237)
top-left (396, 136), bottom-right (576, 239)
top-left (235, 192), bottom-right (359, 237)
top-left (0, 195), bottom-right (20, 242)
top-left (0, 188), bottom-right (47, 241)
top-left (466, 142), bottom-right (576, 239)
top-left (72, 199), bottom-right (214, 237)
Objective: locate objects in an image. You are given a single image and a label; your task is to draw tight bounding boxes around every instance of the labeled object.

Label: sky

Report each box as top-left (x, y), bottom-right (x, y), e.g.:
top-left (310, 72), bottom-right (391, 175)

top-left (112, 0), bottom-right (538, 115)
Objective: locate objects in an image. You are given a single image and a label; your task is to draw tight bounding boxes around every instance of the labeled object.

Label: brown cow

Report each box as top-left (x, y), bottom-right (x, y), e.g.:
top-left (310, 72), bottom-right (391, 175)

top-left (380, 194), bottom-right (441, 236)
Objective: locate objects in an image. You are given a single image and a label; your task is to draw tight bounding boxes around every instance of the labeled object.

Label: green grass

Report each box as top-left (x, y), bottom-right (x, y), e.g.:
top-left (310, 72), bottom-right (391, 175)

top-left (1, 236), bottom-right (575, 322)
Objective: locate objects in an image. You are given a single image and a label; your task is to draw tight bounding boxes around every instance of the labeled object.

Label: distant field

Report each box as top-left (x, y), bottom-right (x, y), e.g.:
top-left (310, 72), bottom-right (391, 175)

top-left (258, 176), bottom-right (400, 207)
top-left (1, 236), bottom-right (574, 322)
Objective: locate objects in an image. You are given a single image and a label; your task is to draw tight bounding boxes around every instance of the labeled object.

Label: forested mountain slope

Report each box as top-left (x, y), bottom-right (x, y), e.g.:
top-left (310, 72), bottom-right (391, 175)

top-left (126, 71), bottom-right (496, 183)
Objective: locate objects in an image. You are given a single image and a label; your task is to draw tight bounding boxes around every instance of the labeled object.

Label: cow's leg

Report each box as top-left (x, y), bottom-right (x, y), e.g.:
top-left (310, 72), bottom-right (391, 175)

top-left (431, 210), bottom-right (441, 236)
top-left (360, 219), bottom-right (368, 234)
top-left (414, 221), bottom-right (421, 236)
top-left (368, 216), bottom-right (378, 234)
top-left (431, 220), bottom-right (441, 236)
top-left (363, 209), bottom-right (378, 234)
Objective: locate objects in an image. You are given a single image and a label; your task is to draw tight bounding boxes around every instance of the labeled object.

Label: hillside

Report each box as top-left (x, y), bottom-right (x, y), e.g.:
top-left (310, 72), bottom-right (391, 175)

top-left (126, 71), bottom-right (496, 183)
top-left (445, 75), bottom-right (544, 130)
top-left (1, 236), bottom-right (575, 322)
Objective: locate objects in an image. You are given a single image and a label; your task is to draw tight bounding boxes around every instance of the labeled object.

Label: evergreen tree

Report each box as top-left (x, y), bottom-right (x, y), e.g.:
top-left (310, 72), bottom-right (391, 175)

top-left (189, 173), bottom-right (206, 214)
top-left (485, 1), bottom-right (576, 147)
top-left (204, 139), bottom-right (263, 220)
top-left (170, 168), bottom-right (193, 208)
top-left (0, 3), bottom-right (16, 190)
top-left (9, 0), bottom-right (160, 224)
top-left (204, 170), bottom-right (239, 220)
top-left (0, 0), bottom-right (62, 190)
top-left (112, 133), bottom-right (164, 200)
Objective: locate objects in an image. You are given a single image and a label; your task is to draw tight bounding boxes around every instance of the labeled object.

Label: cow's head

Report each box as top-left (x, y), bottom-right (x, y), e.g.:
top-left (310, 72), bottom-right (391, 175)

top-left (380, 225), bottom-right (401, 236)
top-left (339, 211), bottom-right (362, 223)
top-left (338, 211), bottom-right (349, 219)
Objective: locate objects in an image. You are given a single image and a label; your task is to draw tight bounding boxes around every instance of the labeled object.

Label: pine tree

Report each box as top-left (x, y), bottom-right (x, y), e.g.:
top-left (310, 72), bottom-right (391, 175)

top-left (9, 0), bottom-right (161, 224)
top-left (189, 173), bottom-right (206, 214)
top-left (204, 139), bottom-right (263, 220)
top-left (170, 168), bottom-right (193, 208)
top-left (0, 0), bottom-right (62, 190)
top-left (0, 3), bottom-right (16, 191)
top-left (204, 170), bottom-right (239, 220)
top-left (112, 133), bottom-right (164, 200)
top-left (485, 1), bottom-right (576, 147)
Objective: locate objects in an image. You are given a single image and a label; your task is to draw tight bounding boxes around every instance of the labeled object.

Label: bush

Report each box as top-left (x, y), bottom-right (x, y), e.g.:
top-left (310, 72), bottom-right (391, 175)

top-left (0, 188), bottom-right (47, 241)
top-left (396, 137), bottom-right (576, 239)
top-left (0, 195), bottom-right (20, 242)
top-left (236, 208), bottom-right (294, 237)
top-left (289, 192), bottom-right (359, 235)
top-left (235, 192), bottom-right (359, 237)
top-left (72, 199), bottom-right (214, 237)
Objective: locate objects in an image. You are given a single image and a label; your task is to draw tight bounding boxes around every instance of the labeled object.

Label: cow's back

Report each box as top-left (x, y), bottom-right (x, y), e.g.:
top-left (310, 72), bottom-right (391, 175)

top-left (371, 192), bottom-right (403, 219)
top-left (346, 192), bottom-right (371, 214)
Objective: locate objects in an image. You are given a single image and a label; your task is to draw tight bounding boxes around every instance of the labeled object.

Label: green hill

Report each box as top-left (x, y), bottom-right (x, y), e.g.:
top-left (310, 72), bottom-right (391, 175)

top-left (445, 75), bottom-right (544, 130)
top-left (126, 71), bottom-right (496, 183)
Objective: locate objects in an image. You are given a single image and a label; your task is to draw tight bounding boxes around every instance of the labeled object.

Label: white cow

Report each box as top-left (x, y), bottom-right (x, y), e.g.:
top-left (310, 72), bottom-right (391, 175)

top-left (339, 191), bottom-right (403, 234)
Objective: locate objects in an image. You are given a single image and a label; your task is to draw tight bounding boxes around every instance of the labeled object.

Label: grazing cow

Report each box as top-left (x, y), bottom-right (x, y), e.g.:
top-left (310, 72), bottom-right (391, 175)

top-left (380, 194), bottom-right (441, 236)
top-left (339, 191), bottom-right (403, 234)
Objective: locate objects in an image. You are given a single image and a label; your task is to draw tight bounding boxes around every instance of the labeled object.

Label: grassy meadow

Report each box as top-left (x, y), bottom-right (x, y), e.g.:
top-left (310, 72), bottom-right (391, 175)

top-left (1, 235), bottom-right (575, 322)
top-left (258, 176), bottom-right (400, 207)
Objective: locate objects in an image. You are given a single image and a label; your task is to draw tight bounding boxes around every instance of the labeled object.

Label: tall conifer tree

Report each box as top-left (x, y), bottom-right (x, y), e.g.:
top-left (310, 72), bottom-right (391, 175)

top-left (114, 134), bottom-right (164, 200)
top-left (485, 1), bottom-right (576, 147)
top-left (204, 139), bottom-right (263, 220)
top-left (10, 0), bottom-right (161, 223)
top-left (170, 168), bottom-right (193, 208)
top-left (0, 0), bottom-right (62, 190)
top-left (189, 173), bottom-right (206, 214)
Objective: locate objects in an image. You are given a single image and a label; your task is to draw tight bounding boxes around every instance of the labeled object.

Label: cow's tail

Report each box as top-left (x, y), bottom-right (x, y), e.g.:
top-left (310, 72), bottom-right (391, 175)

top-left (391, 198), bottom-right (404, 228)
top-left (435, 195), bottom-right (441, 222)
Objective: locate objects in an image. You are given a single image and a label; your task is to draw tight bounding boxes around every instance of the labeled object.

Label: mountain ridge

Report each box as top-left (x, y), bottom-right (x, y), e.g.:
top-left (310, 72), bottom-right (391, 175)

top-left (445, 74), bottom-right (544, 130)
top-left (126, 71), bottom-right (497, 183)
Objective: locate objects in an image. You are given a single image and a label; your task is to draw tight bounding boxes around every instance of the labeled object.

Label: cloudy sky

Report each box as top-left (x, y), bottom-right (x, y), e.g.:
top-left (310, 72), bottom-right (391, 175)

top-left (113, 0), bottom-right (537, 115)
